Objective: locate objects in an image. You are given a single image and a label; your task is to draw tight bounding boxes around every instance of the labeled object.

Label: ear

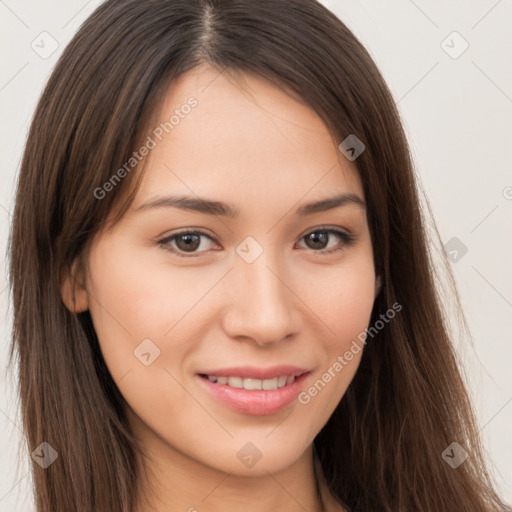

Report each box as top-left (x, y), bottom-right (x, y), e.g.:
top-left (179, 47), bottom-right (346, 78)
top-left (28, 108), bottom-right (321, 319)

top-left (60, 258), bottom-right (89, 313)
top-left (374, 274), bottom-right (382, 300)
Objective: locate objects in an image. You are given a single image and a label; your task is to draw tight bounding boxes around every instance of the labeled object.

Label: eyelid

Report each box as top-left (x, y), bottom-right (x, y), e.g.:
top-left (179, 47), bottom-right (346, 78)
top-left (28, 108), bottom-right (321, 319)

top-left (299, 224), bottom-right (353, 239)
top-left (156, 225), bottom-right (356, 258)
top-left (297, 226), bottom-right (356, 254)
top-left (156, 229), bottom-right (218, 257)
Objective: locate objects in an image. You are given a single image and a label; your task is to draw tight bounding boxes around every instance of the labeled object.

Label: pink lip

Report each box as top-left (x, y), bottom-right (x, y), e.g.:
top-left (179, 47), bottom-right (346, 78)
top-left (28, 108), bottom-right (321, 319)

top-left (195, 370), bottom-right (311, 416)
top-left (198, 365), bottom-right (309, 380)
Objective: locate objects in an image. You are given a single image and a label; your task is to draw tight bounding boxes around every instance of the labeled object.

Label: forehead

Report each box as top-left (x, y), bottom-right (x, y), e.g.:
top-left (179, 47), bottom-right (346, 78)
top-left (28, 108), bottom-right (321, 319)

top-left (129, 64), bottom-right (363, 214)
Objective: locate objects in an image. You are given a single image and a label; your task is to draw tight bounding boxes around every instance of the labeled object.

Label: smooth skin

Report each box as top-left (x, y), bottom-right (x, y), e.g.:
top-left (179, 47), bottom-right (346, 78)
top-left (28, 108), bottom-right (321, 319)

top-left (61, 63), bottom-right (381, 512)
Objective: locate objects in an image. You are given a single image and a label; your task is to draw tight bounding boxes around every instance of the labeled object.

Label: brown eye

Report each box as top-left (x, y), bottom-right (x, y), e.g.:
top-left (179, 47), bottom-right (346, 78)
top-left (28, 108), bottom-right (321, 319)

top-left (299, 228), bottom-right (356, 254)
top-left (175, 233), bottom-right (201, 252)
top-left (158, 230), bottom-right (217, 257)
top-left (304, 231), bottom-right (329, 250)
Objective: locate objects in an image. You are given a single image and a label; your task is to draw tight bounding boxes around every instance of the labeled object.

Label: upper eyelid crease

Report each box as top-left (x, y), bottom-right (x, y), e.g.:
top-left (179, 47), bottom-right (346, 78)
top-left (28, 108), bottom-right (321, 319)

top-left (136, 193), bottom-right (366, 217)
top-left (159, 225), bottom-right (352, 243)
top-left (158, 227), bottom-right (355, 257)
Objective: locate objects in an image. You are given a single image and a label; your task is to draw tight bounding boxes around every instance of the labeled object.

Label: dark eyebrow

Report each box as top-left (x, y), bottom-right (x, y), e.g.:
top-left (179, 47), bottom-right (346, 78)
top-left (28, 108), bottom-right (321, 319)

top-left (135, 192), bottom-right (365, 217)
top-left (135, 195), bottom-right (241, 217)
top-left (295, 193), bottom-right (366, 215)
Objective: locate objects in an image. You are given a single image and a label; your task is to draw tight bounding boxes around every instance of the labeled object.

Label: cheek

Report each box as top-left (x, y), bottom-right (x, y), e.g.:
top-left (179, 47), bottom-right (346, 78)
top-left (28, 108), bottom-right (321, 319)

top-left (85, 241), bottom-right (221, 379)
top-left (305, 254), bottom-right (376, 349)
top-left (296, 256), bottom-right (376, 412)
top-left (85, 243), bottom-right (161, 373)
top-left (330, 274), bottom-right (376, 347)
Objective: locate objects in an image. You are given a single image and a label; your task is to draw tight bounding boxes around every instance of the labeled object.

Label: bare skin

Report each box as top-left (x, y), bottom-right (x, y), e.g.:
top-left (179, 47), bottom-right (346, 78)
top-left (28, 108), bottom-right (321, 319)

top-left (62, 63), bottom-right (380, 512)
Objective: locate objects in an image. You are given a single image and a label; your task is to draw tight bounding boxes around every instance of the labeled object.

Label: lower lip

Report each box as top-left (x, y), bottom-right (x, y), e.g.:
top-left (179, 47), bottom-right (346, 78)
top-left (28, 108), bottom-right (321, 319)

top-left (196, 373), bottom-right (310, 416)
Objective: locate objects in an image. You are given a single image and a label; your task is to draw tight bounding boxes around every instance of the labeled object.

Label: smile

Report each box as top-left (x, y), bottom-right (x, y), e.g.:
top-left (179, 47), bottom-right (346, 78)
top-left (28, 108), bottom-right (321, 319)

top-left (196, 369), bottom-right (311, 416)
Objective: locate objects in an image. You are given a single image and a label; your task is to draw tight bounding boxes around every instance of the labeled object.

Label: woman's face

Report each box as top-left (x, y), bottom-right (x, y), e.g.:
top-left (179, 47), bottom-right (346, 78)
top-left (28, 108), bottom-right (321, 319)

top-left (65, 64), bottom-right (379, 477)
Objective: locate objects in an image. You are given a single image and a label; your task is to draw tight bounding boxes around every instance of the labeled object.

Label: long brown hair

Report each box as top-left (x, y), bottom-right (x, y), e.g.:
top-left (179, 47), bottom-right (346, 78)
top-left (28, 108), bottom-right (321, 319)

top-left (7, 1), bottom-right (509, 511)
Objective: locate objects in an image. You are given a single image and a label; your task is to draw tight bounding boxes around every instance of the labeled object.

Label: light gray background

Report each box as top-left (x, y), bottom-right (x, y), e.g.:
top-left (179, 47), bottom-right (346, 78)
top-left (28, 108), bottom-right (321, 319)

top-left (1, 1), bottom-right (511, 510)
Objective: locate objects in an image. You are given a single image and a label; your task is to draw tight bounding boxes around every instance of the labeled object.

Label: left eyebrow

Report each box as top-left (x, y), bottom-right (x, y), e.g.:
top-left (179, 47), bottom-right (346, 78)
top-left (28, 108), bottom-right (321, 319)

top-left (296, 193), bottom-right (366, 215)
top-left (134, 192), bottom-right (366, 217)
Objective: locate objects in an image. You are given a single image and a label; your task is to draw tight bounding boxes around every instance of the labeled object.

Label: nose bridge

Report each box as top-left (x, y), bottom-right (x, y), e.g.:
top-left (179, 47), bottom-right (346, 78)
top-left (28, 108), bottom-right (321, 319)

top-left (223, 238), bottom-right (297, 345)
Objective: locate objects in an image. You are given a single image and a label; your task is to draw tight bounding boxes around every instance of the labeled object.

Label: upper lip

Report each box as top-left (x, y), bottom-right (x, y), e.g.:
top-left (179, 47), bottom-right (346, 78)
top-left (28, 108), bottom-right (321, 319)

top-left (198, 365), bottom-right (310, 380)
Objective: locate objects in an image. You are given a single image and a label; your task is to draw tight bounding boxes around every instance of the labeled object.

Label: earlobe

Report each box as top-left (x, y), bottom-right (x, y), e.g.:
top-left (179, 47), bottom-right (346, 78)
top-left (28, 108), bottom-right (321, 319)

top-left (60, 259), bottom-right (89, 313)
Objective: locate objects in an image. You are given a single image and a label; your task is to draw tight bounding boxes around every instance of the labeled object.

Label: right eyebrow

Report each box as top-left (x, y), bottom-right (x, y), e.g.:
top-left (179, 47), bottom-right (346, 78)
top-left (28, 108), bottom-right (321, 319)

top-left (135, 194), bottom-right (240, 217)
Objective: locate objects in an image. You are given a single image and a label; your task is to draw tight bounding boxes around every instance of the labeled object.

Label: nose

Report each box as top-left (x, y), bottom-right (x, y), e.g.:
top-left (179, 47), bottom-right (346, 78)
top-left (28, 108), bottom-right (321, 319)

top-left (221, 246), bottom-right (300, 347)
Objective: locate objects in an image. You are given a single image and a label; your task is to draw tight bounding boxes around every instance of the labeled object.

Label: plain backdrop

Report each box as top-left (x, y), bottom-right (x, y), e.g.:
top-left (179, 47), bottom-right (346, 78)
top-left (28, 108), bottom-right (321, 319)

top-left (0, 1), bottom-right (511, 510)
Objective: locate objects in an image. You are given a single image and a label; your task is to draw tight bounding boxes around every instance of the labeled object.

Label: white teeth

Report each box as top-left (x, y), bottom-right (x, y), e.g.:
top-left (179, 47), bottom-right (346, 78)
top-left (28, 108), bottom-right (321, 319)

top-left (243, 378), bottom-right (262, 390)
top-left (227, 376), bottom-right (243, 388)
top-left (262, 377), bottom-right (278, 390)
top-left (205, 375), bottom-right (296, 390)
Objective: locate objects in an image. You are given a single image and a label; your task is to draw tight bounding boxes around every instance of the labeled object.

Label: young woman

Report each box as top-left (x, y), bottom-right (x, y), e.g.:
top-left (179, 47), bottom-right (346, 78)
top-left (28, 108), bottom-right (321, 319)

top-left (7, 1), bottom-right (510, 511)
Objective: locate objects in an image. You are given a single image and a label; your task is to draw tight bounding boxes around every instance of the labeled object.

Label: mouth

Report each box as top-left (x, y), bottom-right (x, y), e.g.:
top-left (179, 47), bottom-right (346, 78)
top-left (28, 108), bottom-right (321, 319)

top-left (196, 366), bottom-right (311, 416)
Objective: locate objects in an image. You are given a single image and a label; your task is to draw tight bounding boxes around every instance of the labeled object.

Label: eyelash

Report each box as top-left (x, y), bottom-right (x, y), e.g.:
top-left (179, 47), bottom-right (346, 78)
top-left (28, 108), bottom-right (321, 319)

top-left (156, 227), bottom-right (356, 259)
